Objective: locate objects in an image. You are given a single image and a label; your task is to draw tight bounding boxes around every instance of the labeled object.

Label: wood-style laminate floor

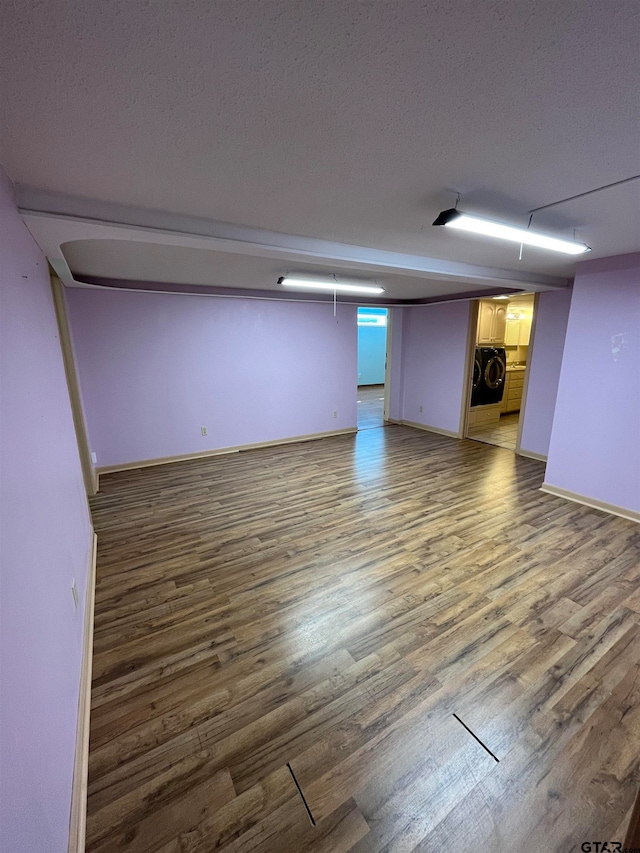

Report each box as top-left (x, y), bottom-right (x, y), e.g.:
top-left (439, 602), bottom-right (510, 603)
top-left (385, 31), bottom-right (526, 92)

top-left (87, 425), bottom-right (640, 853)
top-left (357, 385), bottom-right (385, 430)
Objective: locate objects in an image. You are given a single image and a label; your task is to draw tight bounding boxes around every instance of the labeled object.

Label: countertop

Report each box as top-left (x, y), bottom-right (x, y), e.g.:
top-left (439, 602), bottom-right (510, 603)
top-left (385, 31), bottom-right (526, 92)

top-left (506, 365), bottom-right (526, 372)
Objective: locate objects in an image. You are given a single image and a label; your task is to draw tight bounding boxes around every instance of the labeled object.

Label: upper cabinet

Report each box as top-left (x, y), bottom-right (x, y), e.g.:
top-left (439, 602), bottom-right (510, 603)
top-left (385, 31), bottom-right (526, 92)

top-left (505, 317), bottom-right (520, 346)
top-left (504, 308), bottom-right (533, 346)
top-left (518, 312), bottom-right (532, 345)
top-left (477, 301), bottom-right (507, 344)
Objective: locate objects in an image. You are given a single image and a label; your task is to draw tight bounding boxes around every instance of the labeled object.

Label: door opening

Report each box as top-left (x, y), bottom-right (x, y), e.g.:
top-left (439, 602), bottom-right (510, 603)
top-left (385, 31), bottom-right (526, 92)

top-left (465, 294), bottom-right (536, 451)
top-left (357, 307), bottom-right (389, 431)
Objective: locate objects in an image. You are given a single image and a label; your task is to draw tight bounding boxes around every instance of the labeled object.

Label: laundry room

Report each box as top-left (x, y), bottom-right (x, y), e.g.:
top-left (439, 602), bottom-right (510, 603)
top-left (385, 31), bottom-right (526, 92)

top-left (465, 294), bottom-right (536, 451)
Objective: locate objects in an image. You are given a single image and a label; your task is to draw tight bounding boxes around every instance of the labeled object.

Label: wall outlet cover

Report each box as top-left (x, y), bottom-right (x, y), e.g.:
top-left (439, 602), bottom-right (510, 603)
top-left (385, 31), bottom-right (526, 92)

top-left (90, 451), bottom-right (97, 464)
top-left (201, 426), bottom-right (208, 436)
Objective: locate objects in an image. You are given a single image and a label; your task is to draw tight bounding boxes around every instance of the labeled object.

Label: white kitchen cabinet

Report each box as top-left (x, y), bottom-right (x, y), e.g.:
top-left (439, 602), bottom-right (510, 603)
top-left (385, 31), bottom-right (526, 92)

top-left (518, 312), bottom-right (532, 345)
top-left (504, 309), bottom-right (533, 346)
top-left (477, 301), bottom-right (507, 344)
top-left (505, 318), bottom-right (520, 346)
top-left (501, 373), bottom-right (511, 412)
top-left (468, 402), bottom-right (501, 428)
top-left (477, 301), bottom-right (494, 343)
top-left (502, 368), bottom-right (526, 413)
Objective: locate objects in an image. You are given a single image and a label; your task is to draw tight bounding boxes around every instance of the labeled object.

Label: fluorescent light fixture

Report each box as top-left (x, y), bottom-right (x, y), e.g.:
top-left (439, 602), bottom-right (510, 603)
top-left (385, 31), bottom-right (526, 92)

top-left (278, 276), bottom-right (384, 295)
top-left (433, 209), bottom-right (590, 255)
top-left (492, 295), bottom-right (510, 300)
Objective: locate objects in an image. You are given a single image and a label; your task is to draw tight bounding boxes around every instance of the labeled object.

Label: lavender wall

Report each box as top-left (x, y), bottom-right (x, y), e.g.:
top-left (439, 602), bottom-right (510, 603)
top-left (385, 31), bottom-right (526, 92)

top-left (399, 301), bottom-right (471, 434)
top-left (0, 168), bottom-right (93, 852)
top-left (65, 288), bottom-right (358, 468)
top-left (545, 253), bottom-right (640, 513)
top-left (518, 288), bottom-right (572, 458)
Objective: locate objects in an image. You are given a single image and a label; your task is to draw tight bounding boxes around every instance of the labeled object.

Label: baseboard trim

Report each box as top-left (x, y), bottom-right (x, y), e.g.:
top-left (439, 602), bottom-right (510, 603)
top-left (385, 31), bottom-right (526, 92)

top-left (400, 420), bottom-right (461, 439)
top-left (517, 448), bottom-right (548, 462)
top-left (540, 483), bottom-right (640, 524)
top-left (68, 531), bottom-right (97, 853)
top-left (96, 428), bottom-right (358, 475)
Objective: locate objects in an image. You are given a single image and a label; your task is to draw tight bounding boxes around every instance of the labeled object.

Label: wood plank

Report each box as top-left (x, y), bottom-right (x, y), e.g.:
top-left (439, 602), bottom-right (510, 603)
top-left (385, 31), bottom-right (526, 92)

top-left (86, 425), bottom-right (640, 852)
top-left (89, 769), bottom-right (236, 853)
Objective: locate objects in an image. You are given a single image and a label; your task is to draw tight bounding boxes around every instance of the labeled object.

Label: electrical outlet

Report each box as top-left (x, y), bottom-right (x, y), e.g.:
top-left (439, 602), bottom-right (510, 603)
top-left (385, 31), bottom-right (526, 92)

top-left (333, 410), bottom-right (337, 418)
top-left (90, 451), bottom-right (97, 464)
top-left (419, 405), bottom-right (423, 413)
top-left (71, 580), bottom-right (79, 609)
top-left (201, 426), bottom-right (208, 436)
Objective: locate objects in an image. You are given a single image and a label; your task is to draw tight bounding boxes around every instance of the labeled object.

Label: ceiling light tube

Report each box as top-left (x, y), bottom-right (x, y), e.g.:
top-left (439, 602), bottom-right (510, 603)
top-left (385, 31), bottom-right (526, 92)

top-left (433, 209), bottom-right (591, 255)
top-left (278, 276), bottom-right (384, 294)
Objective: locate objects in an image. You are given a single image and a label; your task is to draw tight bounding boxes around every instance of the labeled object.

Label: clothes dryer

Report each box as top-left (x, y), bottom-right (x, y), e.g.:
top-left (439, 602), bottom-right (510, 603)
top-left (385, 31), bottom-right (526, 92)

top-left (470, 348), bottom-right (483, 406)
top-left (477, 347), bottom-right (506, 405)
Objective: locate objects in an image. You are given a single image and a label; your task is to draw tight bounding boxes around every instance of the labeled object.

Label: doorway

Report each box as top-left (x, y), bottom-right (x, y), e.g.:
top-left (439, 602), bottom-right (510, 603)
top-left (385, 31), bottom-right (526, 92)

top-left (465, 294), bottom-right (535, 451)
top-left (357, 307), bottom-right (388, 430)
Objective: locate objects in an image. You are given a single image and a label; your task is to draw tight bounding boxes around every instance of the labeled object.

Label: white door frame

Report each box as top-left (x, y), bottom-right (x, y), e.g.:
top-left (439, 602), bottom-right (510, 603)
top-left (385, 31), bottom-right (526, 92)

top-left (515, 292), bottom-right (540, 456)
top-left (50, 274), bottom-right (98, 495)
top-left (383, 307), bottom-right (393, 421)
top-left (459, 300), bottom-right (480, 439)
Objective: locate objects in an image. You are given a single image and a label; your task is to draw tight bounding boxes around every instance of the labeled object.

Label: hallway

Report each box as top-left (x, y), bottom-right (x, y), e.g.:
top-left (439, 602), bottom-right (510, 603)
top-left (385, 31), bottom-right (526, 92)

top-left (357, 384), bottom-right (385, 430)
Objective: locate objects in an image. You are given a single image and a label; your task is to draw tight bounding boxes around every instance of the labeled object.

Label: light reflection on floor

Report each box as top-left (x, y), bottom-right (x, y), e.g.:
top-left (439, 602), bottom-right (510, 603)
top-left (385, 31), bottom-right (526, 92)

top-left (479, 447), bottom-right (518, 499)
top-left (357, 384), bottom-right (385, 430)
top-left (353, 424), bottom-right (389, 480)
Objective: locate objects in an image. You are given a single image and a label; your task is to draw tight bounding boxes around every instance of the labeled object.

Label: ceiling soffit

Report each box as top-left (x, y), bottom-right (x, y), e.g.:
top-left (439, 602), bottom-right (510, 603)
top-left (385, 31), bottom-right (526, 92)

top-left (19, 189), bottom-right (569, 305)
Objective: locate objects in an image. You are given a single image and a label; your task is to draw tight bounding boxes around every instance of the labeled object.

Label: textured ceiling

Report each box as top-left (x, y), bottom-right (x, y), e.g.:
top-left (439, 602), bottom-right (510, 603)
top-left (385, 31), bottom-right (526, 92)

top-left (1, 0), bottom-right (639, 293)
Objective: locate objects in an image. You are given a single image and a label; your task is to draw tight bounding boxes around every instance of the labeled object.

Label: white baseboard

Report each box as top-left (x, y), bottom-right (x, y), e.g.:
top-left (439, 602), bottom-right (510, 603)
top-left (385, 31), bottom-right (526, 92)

top-left (400, 420), bottom-right (461, 439)
top-left (96, 427), bottom-right (358, 475)
top-left (68, 531), bottom-right (97, 853)
top-left (517, 448), bottom-right (548, 462)
top-left (540, 483), bottom-right (640, 524)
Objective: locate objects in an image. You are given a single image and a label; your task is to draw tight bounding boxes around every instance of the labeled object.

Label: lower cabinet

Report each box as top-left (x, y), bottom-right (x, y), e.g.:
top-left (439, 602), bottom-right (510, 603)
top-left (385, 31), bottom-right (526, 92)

top-left (502, 369), bottom-right (525, 413)
top-left (501, 374), bottom-right (511, 413)
top-left (468, 402), bottom-right (502, 428)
